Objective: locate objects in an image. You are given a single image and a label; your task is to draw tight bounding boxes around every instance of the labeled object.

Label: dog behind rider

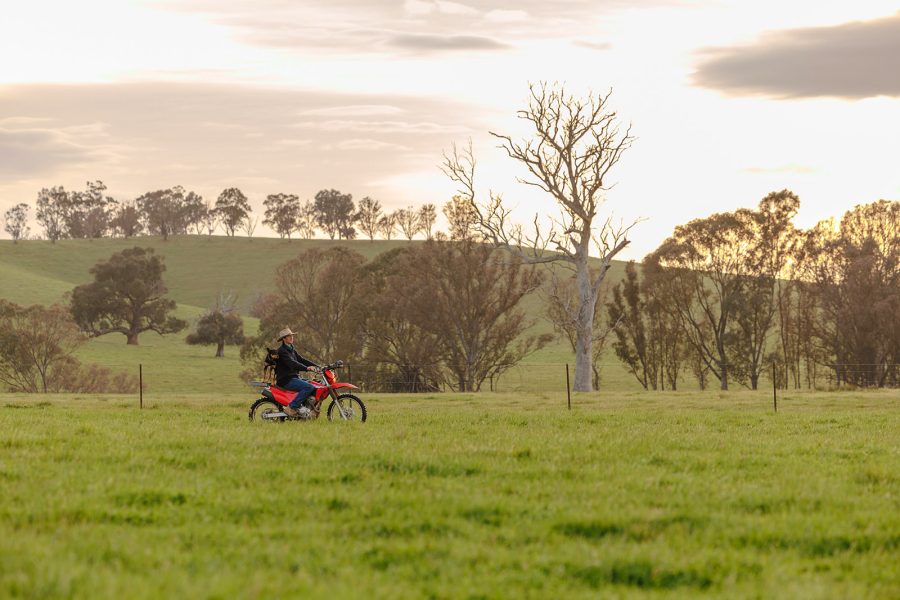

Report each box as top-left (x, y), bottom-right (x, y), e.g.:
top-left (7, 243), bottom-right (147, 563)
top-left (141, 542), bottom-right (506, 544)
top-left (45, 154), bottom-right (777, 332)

top-left (273, 327), bottom-right (320, 417)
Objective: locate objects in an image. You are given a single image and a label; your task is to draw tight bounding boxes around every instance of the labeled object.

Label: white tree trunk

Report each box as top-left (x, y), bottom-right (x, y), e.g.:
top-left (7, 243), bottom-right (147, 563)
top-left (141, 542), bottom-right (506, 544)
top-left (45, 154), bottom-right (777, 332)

top-left (573, 258), bottom-right (597, 392)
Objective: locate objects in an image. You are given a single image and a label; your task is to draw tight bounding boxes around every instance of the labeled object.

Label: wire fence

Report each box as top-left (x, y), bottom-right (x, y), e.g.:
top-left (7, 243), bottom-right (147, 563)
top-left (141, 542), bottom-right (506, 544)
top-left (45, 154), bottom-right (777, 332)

top-left (275, 361), bottom-right (900, 393)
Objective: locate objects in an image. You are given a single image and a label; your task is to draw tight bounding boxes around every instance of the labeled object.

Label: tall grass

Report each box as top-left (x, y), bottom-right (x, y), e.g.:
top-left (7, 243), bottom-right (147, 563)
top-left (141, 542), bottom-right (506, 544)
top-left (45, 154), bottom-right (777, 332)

top-left (1, 391), bottom-right (898, 598)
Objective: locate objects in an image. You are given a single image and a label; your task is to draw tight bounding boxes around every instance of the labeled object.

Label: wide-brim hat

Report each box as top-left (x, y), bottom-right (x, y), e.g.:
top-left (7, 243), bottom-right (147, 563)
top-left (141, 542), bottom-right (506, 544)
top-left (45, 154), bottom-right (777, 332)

top-left (276, 327), bottom-right (295, 341)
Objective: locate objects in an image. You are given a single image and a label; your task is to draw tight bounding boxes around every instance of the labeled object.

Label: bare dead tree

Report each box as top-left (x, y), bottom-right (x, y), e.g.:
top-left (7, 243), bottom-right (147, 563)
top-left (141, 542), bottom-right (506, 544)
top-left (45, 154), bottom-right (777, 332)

top-left (546, 273), bottom-right (620, 390)
top-left (442, 82), bottom-right (637, 391)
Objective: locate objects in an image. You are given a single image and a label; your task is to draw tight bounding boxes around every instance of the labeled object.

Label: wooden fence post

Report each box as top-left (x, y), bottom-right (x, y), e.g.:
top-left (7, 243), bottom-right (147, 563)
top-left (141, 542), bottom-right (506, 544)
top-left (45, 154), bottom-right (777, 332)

top-left (772, 362), bottom-right (777, 413)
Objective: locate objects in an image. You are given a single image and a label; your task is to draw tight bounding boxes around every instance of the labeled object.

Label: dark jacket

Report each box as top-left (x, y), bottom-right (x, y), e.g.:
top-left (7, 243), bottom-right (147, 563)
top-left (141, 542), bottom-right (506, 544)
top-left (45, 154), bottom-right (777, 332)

top-left (275, 343), bottom-right (317, 387)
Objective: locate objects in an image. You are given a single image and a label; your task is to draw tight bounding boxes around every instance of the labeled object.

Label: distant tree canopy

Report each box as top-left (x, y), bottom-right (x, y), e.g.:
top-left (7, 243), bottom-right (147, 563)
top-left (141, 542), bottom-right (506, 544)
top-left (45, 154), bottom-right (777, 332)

top-left (313, 189), bottom-right (355, 240)
top-left (626, 193), bottom-right (899, 390)
top-left (111, 200), bottom-right (143, 238)
top-left (0, 301), bottom-right (85, 393)
top-left (15, 180), bottom-right (465, 243)
top-left (402, 239), bottom-right (552, 392)
top-left (355, 196), bottom-right (382, 241)
top-left (243, 247), bottom-right (366, 371)
top-left (418, 204), bottom-right (437, 240)
top-left (187, 293), bottom-right (245, 358)
top-left (263, 193), bottom-right (300, 239)
top-left (0, 300), bottom-right (139, 393)
top-left (70, 247), bottom-right (186, 345)
top-left (35, 186), bottom-right (69, 243)
top-left (296, 200), bottom-right (317, 239)
top-left (378, 211), bottom-right (399, 241)
top-left (136, 186), bottom-right (206, 239)
top-left (798, 200), bottom-right (899, 387)
top-left (3, 203), bottom-right (30, 243)
top-left (396, 206), bottom-right (422, 241)
top-left (214, 188), bottom-right (251, 236)
top-left (442, 195), bottom-right (477, 241)
top-left (607, 262), bottom-right (686, 391)
top-left (241, 241), bottom-right (550, 392)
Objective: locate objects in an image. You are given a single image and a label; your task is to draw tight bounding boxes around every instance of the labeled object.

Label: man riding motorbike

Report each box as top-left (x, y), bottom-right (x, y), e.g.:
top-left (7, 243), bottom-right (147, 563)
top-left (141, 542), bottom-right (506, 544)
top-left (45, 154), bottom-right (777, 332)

top-left (273, 327), bottom-right (320, 417)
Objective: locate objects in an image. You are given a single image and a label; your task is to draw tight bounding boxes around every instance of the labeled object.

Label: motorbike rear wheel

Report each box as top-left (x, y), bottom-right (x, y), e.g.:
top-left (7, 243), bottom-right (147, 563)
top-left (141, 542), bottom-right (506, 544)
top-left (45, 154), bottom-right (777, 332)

top-left (249, 398), bottom-right (285, 422)
top-left (327, 394), bottom-right (367, 422)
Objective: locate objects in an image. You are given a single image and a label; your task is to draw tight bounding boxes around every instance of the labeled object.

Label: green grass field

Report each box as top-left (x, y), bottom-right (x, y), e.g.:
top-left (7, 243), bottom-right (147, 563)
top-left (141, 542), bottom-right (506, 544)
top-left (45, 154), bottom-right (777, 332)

top-left (2, 391), bottom-right (899, 598)
top-left (3, 237), bottom-right (897, 597)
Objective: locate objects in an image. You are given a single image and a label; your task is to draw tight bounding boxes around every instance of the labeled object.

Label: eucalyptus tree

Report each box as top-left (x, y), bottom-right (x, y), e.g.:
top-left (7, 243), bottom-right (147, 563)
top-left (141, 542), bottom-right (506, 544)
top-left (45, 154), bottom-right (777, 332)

top-left (70, 247), bottom-right (186, 345)
top-left (397, 206), bottom-right (422, 240)
top-left (418, 204), bottom-right (437, 239)
top-left (3, 203), bottom-right (30, 243)
top-left (263, 193), bottom-right (300, 239)
top-left (296, 200), bottom-right (318, 239)
top-left (644, 212), bottom-right (753, 390)
top-left (378, 211), bottom-right (399, 241)
top-left (442, 195), bottom-right (477, 241)
top-left (214, 187), bottom-right (252, 236)
top-left (35, 186), bottom-right (68, 242)
top-left (313, 189), bottom-right (355, 240)
top-left (355, 196), bottom-right (383, 241)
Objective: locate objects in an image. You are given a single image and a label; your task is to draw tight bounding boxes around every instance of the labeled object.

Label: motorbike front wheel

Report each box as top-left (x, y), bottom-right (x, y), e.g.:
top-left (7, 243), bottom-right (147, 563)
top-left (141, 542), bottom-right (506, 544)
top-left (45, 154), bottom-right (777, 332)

top-left (327, 394), bottom-right (367, 422)
top-left (249, 398), bottom-right (285, 423)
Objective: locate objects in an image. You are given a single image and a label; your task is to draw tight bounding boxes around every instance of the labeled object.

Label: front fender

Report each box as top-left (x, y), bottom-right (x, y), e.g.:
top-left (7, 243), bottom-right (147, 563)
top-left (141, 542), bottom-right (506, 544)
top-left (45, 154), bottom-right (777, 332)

top-left (331, 382), bottom-right (360, 391)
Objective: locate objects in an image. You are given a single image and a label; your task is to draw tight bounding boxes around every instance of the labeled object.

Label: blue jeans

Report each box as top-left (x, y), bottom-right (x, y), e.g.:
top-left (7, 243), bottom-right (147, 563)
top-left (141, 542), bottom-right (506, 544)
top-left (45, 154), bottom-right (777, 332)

top-left (282, 377), bottom-right (315, 409)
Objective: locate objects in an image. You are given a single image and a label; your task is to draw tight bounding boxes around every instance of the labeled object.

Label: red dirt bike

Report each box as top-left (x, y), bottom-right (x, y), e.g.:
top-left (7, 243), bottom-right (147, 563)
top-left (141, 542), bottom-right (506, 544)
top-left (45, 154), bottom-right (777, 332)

top-left (248, 360), bottom-right (367, 422)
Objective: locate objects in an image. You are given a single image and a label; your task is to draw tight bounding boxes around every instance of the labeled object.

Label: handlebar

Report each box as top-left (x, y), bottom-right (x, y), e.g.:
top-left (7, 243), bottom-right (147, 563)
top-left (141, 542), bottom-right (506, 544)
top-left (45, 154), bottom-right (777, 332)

top-left (313, 360), bottom-right (344, 372)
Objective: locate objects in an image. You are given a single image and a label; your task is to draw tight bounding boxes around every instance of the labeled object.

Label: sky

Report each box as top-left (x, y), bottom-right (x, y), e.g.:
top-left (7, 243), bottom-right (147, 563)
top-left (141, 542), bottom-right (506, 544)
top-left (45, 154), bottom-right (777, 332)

top-left (1, 0), bottom-right (899, 258)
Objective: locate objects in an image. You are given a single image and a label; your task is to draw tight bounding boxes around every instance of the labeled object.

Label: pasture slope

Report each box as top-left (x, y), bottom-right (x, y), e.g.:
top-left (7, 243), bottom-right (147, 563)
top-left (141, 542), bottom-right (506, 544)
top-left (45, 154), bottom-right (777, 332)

top-left (1, 391), bottom-right (899, 598)
top-left (0, 236), bottom-right (637, 393)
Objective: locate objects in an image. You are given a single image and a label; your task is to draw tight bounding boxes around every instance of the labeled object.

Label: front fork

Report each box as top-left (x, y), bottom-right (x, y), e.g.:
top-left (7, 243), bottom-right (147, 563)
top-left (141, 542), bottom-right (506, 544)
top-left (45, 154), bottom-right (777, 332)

top-left (328, 388), bottom-right (349, 420)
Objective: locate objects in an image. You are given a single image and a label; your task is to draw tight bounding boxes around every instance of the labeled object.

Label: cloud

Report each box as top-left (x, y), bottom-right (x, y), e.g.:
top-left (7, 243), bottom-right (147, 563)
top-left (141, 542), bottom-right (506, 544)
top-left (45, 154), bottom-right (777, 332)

top-left (0, 117), bottom-right (54, 127)
top-left (743, 164), bottom-right (816, 174)
top-left (157, 0), bottom-right (666, 54)
top-left (0, 127), bottom-right (97, 179)
top-left (404, 0), bottom-right (434, 16)
top-left (298, 105), bottom-right (404, 117)
top-left (274, 138), bottom-right (313, 147)
top-left (406, 1), bottom-right (479, 17)
top-left (293, 119), bottom-right (469, 134)
top-left (333, 138), bottom-right (412, 151)
top-left (574, 40), bottom-right (612, 51)
top-left (693, 13), bottom-right (900, 99)
top-left (484, 9), bottom-right (529, 23)
top-left (435, 1), bottom-right (479, 16)
top-left (0, 82), bottom-right (482, 203)
top-left (386, 33), bottom-right (510, 52)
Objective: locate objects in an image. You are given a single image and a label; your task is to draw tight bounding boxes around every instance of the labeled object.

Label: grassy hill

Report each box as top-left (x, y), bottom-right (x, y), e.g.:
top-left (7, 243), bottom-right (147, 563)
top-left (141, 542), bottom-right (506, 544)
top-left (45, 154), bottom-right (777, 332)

top-left (0, 235), bottom-right (643, 394)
